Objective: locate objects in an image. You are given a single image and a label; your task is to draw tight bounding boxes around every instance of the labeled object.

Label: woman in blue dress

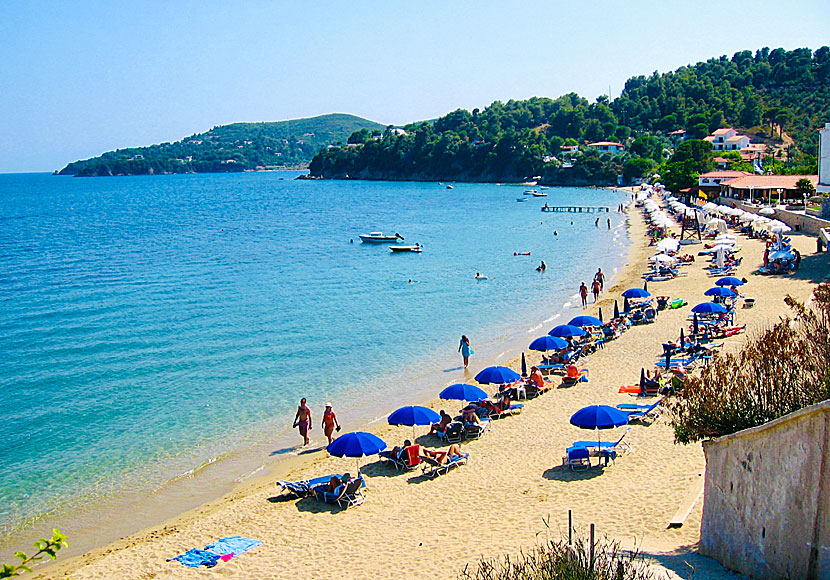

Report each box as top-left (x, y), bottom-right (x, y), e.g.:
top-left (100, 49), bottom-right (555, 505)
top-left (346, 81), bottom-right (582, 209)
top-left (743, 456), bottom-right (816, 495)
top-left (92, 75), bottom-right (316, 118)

top-left (458, 335), bottom-right (472, 368)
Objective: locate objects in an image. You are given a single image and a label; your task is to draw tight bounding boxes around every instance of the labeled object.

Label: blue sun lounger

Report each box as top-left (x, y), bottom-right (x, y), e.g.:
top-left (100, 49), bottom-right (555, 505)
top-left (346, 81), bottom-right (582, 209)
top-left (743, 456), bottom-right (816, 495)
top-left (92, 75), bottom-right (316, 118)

top-left (421, 452), bottom-right (469, 479)
top-left (569, 427), bottom-right (632, 454)
top-left (275, 474), bottom-right (345, 498)
top-left (617, 399), bottom-right (663, 421)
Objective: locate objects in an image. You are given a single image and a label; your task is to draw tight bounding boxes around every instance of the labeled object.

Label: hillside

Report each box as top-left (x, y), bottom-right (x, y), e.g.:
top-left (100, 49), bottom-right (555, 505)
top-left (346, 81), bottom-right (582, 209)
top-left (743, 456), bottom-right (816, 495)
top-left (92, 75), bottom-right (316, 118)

top-left (309, 46), bottom-right (829, 185)
top-left (59, 114), bottom-right (386, 176)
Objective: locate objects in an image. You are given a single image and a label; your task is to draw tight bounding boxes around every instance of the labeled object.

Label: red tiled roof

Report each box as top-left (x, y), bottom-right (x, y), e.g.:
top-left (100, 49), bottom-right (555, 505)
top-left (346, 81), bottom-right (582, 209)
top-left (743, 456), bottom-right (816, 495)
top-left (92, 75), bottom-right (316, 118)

top-left (587, 141), bottom-right (623, 147)
top-left (699, 170), bottom-right (752, 179)
top-left (721, 175), bottom-right (818, 189)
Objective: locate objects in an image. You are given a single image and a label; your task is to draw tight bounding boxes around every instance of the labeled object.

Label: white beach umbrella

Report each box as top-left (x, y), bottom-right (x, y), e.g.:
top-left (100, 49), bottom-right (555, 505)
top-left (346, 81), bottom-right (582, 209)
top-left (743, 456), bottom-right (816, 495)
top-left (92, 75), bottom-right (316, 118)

top-left (770, 225), bottom-right (792, 234)
top-left (650, 254), bottom-right (676, 263)
top-left (656, 238), bottom-right (680, 252)
top-left (759, 207), bottom-right (776, 215)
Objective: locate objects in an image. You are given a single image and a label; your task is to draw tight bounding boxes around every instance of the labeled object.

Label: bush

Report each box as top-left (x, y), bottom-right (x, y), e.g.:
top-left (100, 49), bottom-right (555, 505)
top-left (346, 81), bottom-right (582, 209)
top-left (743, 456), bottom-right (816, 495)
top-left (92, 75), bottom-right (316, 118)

top-left (670, 283), bottom-right (830, 443)
top-left (1, 529), bottom-right (67, 578)
top-left (460, 529), bottom-right (655, 580)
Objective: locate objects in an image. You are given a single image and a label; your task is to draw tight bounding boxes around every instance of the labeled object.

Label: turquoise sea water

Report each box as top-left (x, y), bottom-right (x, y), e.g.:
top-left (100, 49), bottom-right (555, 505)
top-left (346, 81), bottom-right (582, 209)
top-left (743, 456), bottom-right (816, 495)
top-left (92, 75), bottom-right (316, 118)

top-left (0, 172), bottom-right (627, 551)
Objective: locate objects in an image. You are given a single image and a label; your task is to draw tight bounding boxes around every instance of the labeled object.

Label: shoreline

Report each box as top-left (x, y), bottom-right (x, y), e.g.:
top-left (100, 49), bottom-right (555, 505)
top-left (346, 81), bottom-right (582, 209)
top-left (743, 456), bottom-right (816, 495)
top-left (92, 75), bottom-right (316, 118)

top-left (33, 199), bottom-right (828, 579)
top-left (6, 190), bottom-right (631, 567)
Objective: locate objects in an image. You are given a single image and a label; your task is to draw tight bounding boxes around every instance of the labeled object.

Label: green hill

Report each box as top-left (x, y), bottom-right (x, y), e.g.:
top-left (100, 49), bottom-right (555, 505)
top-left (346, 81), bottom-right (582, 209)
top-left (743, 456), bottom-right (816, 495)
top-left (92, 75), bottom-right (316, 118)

top-left (59, 113), bottom-right (386, 176)
top-left (309, 46), bottom-right (828, 185)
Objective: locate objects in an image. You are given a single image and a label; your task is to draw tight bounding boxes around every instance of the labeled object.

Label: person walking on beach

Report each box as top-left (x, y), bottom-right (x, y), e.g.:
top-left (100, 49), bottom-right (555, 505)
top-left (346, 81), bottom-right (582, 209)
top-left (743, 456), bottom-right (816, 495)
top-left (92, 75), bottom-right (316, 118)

top-left (595, 268), bottom-right (605, 292)
top-left (579, 282), bottom-right (588, 307)
top-left (321, 403), bottom-right (341, 445)
top-left (459, 335), bottom-right (472, 369)
top-left (591, 278), bottom-right (601, 303)
top-left (293, 398), bottom-right (312, 446)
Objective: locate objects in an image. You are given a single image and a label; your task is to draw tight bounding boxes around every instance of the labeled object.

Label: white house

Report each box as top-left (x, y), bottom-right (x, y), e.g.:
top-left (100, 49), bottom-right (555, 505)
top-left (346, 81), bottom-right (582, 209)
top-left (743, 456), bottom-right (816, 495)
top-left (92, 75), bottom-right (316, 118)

top-left (698, 170), bottom-right (752, 189)
top-left (819, 122), bottom-right (830, 195)
top-left (560, 144), bottom-right (579, 155)
top-left (705, 128), bottom-right (751, 152)
top-left (587, 141), bottom-right (624, 154)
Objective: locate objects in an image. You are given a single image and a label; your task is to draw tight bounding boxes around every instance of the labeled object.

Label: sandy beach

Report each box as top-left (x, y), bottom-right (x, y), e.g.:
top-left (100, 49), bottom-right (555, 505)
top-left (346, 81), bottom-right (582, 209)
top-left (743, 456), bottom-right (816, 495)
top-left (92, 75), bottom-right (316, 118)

top-left (34, 198), bottom-right (829, 580)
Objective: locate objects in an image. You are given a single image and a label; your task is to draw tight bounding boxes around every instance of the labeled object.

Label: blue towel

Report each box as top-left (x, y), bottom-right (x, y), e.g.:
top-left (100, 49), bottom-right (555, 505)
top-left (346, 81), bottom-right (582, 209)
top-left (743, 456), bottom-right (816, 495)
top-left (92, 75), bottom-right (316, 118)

top-left (168, 548), bottom-right (221, 568)
top-left (204, 536), bottom-right (262, 556)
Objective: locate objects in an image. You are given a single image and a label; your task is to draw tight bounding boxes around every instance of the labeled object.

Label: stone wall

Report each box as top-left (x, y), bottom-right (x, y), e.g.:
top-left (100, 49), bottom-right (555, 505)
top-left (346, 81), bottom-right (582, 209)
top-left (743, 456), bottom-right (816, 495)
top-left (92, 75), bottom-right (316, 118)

top-left (718, 198), bottom-right (830, 236)
top-left (700, 400), bottom-right (830, 579)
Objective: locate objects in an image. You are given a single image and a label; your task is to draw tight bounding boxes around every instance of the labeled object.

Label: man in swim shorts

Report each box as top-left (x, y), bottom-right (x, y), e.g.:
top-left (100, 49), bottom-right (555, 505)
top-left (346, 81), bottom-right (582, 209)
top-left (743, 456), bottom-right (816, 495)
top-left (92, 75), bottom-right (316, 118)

top-left (293, 397), bottom-right (312, 445)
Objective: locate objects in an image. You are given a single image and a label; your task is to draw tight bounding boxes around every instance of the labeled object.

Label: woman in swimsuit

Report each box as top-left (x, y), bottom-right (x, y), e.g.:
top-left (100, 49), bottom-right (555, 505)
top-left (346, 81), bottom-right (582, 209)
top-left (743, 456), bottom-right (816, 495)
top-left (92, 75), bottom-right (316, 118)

top-left (422, 444), bottom-right (464, 465)
top-left (458, 335), bottom-right (472, 368)
top-left (321, 403), bottom-right (341, 445)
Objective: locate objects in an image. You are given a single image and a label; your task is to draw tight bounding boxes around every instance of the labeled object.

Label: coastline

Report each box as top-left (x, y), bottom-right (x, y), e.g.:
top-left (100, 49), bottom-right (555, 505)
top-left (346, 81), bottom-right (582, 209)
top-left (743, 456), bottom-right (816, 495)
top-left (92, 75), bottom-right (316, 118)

top-left (33, 200), bottom-right (828, 579)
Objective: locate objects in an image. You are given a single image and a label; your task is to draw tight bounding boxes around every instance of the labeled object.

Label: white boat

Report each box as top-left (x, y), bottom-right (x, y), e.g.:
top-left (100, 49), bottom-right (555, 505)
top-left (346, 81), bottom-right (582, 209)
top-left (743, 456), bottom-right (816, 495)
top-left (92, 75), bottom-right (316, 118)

top-left (523, 189), bottom-right (537, 195)
top-left (532, 191), bottom-right (548, 197)
top-left (446, 185), bottom-right (454, 190)
top-left (359, 232), bottom-right (404, 243)
top-left (390, 244), bottom-right (422, 253)
top-left (516, 197), bottom-right (529, 202)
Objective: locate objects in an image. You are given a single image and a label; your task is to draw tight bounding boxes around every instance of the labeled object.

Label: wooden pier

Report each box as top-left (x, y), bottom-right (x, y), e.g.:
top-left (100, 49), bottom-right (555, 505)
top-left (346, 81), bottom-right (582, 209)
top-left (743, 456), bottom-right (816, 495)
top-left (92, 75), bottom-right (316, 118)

top-left (540, 206), bottom-right (612, 213)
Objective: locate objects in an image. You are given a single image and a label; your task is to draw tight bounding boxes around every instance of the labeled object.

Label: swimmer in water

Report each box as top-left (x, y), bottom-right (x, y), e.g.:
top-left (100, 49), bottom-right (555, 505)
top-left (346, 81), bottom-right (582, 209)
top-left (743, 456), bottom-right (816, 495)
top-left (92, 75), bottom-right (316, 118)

top-left (536, 260), bottom-right (546, 272)
top-left (475, 273), bottom-right (487, 280)
top-left (554, 231), bottom-right (558, 236)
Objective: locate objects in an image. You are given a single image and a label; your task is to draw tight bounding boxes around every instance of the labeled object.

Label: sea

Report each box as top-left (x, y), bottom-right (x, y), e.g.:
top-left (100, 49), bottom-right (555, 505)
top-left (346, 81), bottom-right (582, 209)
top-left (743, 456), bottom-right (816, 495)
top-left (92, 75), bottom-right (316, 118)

top-left (0, 171), bottom-right (629, 557)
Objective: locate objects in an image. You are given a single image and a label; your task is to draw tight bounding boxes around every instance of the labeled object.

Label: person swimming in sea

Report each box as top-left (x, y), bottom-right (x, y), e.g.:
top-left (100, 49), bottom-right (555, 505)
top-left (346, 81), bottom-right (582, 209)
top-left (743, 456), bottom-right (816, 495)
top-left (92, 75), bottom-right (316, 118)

top-left (474, 272), bottom-right (487, 280)
top-left (536, 260), bottom-right (546, 272)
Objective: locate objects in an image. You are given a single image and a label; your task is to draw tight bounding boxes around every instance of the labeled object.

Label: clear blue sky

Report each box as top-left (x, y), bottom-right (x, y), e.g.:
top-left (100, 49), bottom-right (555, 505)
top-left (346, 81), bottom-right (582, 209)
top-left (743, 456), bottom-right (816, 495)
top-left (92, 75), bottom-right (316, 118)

top-left (1, 0), bottom-right (827, 173)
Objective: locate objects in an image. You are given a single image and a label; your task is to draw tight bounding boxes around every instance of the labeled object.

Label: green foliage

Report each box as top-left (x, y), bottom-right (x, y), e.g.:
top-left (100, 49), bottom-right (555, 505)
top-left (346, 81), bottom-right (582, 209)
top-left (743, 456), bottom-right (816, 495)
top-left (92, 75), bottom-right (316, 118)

top-left (460, 527), bottom-right (655, 580)
top-left (1, 529), bottom-right (67, 578)
top-left (796, 177), bottom-right (816, 195)
top-left (659, 139), bottom-right (713, 192)
top-left (622, 158), bottom-right (656, 182)
top-left (671, 283), bottom-right (830, 443)
top-left (59, 114), bottom-right (385, 176)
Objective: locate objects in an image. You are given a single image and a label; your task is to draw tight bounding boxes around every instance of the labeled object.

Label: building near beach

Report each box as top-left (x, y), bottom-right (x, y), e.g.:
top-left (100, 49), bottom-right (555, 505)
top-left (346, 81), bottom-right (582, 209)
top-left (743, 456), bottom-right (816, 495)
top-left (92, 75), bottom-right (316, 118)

top-left (704, 128), bottom-right (751, 152)
top-left (718, 174), bottom-right (818, 203)
top-left (586, 141), bottom-right (624, 154)
top-left (819, 122), bottom-right (830, 195)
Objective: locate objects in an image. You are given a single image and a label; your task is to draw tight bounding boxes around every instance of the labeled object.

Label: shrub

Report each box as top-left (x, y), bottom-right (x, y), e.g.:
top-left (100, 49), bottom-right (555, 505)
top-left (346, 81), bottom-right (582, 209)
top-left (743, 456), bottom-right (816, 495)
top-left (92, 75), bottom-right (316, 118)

top-left (1, 529), bottom-right (67, 578)
top-left (670, 283), bottom-right (830, 443)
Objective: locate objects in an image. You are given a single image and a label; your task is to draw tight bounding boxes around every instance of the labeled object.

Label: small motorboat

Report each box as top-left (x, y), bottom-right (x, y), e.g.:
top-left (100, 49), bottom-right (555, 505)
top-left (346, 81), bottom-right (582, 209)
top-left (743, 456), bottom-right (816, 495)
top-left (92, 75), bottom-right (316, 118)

top-left (359, 232), bottom-right (404, 243)
top-left (446, 185), bottom-right (454, 189)
top-left (390, 244), bottom-right (422, 253)
top-left (523, 189), bottom-right (537, 195)
top-left (532, 191), bottom-right (548, 197)
top-left (516, 197), bottom-right (529, 202)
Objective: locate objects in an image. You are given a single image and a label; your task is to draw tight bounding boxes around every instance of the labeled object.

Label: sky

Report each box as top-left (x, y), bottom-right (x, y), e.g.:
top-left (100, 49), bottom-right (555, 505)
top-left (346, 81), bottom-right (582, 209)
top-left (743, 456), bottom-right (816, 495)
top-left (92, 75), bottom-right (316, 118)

top-left (1, 0), bottom-right (828, 173)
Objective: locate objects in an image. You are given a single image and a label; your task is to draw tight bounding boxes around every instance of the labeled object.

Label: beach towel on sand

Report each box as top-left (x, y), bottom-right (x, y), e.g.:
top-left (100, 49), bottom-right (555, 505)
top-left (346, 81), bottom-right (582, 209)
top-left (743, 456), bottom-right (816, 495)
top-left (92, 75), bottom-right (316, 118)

top-left (169, 536), bottom-right (261, 567)
top-left (204, 536), bottom-right (261, 556)
top-left (168, 548), bottom-right (221, 568)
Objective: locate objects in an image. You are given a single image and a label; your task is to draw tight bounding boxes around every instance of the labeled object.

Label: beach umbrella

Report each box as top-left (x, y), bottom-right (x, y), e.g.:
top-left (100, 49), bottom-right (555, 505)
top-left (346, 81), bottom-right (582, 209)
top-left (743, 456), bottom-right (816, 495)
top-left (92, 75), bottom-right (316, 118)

top-left (529, 335), bottom-right (569, 352)
top-left (705, 287), bottom-right (737, 298)
top-left (716, 276), bottom-right (744, 287)
top-left (650, 254), bottom-right (675, 263)
top-left (759, 207), bottom-right (776, 215)
top-left (692, 313), bottom-right (699, 336)
top-left (521, 352), bottom-right (527, 378)
top-left (549, 324), bottom-right (587, 338)
top-left (440, 383), bottom-right (489, 401)
top-left (692, 302), bottom-right (727, 315)
top-left (568, 315), bottom-right (603, 328)
top-left (598, 307), bottom-right (603, 323)
top-left (570, 405), bottom-right (629, 448)
top-left (613, 300), bottom-right (620, 319)
top-left (388, 406), bottom-right (441, 439)
top-left (770, 250), bottom-right (794, 260)
top-left (770, 225), bottom-right (791, 235)
top-left (622, 288), bottom-right (651, 299)
top-left (327, 431), bottom-right (387, 472)
top-left (656, 238), bottom-right (680, 252)
top-left (623, 297), bottom-right (631, 314)
top-left (474, 366), bottom-right (521, 385)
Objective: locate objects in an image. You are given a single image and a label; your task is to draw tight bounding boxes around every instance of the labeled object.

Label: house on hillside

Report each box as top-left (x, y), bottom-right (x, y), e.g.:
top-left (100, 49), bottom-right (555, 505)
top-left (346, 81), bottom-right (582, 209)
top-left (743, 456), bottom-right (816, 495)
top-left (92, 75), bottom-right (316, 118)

top-left (587, 141), bottom-right (624, 154)
top-left (698, 170), bottom-right (752, 194)
top-left (560, 144), bottom-right (579, 155)
top-left (713, 157), bottom-right (730, 170)
top-left (704, 128), bottom-right (751, 152)
top-left (667, 129), bottom-right (686, 142)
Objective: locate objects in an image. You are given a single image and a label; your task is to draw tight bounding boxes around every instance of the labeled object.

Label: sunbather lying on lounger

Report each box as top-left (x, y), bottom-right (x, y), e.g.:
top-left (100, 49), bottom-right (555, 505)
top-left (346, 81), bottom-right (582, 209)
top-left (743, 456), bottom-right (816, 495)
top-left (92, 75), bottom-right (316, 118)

top-left (422, 445), bottom-right (464, 465)
top-left (390, 440), bottom-right (414, 460)
top-left (315, 473), bottom-right (350, 494)
top-left (460, 405), bottom-right (481, 424)
top-left (429, 410), bottom-right (453, 435)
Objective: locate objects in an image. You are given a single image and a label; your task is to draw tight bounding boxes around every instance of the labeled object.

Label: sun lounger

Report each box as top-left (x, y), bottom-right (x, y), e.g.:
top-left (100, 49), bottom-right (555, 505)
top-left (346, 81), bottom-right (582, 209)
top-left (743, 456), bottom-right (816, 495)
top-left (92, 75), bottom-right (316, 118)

top-left (617, 399), bottom-right (663, 422)
top-left (464, 419), bottom-right (489, 439)
top-left (570, 427), bottom-right (632, 455)
top-left (312, 475), bottom-right (366, 508)
top-left (421, 452), bottom-right (469, 479)
top-left (276, 474), bottom-right (344, 498)
top-left (437, 422), bottom-right (465, 443)
top-left (566, 447), bottom-right (590, 471)
top-left (379, 445), bottom-right (422, 471)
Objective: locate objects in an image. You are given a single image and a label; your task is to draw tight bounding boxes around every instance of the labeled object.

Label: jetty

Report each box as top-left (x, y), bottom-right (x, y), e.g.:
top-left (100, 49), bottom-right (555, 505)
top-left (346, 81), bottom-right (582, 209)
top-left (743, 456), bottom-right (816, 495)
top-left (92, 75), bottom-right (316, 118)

top-left (540, 205), bottom-right (612, 213)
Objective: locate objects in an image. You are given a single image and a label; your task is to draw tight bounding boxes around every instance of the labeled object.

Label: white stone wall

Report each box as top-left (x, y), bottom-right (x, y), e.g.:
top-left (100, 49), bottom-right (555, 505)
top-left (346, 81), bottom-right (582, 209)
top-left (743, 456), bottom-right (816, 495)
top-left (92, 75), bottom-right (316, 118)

top-left (820, 123), bottom-right (830, 194)
top-left (700, 400), bottom-right (830, 579)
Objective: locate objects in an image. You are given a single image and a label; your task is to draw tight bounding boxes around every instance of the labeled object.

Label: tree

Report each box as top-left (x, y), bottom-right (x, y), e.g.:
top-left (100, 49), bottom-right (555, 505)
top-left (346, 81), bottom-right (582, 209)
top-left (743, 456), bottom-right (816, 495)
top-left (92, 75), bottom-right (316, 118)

top-left (1, 530), bottom-right (67, 578)
top-left (622, 157), bottom-right (656, 183)
top-left (796, 177), bottom-right (816, 196)
top-left (660, 139), bottom-right (713, 193)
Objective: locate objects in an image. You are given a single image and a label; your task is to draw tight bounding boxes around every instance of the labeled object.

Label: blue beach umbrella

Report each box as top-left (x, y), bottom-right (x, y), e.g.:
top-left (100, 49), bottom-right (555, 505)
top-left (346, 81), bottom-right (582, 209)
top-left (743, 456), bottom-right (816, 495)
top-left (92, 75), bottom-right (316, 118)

top-left (388, 405), bottom-right (441, 439)
top-left (570, 405), bottom-right (630, 448)
top-left (704, 287), bottom-right (737, 298)
top-left (691, 302), bottom-right (727, 315)
top-left (440, 383), bottom-right (489, 401)
top-left (529, 335), bottom-right (569, 351)
top-left (474, 366), bottom-right (521, 385)
top-left (769, 250), bottom-right (794, 260)
top-left (622, 288), bottom-right (651, 299)
top-left (549, 324), bottom-right (588, 338)
top-left (388, 406), bottom-right (440, 427)
top-left (568, 315), bottom-right (603, 328)
top-left (715, 276), bottom-right (744, 287)
top-left (327, 431), bottom-right (387, 472)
